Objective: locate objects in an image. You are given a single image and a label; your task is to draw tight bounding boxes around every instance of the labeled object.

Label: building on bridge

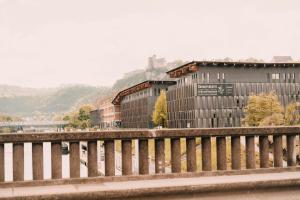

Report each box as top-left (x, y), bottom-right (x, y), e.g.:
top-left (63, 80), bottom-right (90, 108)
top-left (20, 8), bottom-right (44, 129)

top-left (166, 61), bottom-right (300, 128)
top-left (112, 80), bottom-right (176, 128)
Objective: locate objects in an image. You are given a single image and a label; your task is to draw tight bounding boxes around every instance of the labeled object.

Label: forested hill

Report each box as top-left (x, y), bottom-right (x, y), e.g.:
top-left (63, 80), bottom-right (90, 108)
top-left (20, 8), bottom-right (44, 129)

top-left (0, 85), bottom-right (109, 116)
top-left (0, 59), bottom-right (185, 117)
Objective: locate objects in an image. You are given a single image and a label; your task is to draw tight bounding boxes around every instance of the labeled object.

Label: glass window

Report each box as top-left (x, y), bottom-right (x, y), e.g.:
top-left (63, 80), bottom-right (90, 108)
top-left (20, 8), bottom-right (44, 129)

top-left (271, 73), bottom-right (280, 80)
top-left (207, 73), bottom-right (210, 83)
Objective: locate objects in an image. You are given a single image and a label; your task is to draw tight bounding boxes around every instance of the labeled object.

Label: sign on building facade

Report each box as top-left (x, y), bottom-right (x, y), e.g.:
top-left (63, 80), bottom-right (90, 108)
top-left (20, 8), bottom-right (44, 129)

top-left (197, 84), bottom-right (234, 96)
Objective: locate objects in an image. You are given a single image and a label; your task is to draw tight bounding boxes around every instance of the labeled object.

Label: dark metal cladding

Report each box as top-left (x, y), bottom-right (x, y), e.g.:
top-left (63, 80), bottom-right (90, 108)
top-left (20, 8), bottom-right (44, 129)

top-left (166, 61), bottom-right (300, 128)
top-left (112, 80), bottom-right (176, 128)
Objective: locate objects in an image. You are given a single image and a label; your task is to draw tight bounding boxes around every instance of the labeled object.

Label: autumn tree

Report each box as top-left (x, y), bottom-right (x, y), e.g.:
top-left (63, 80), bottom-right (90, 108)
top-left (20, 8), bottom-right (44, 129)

top-left (284, 102), bottom-right (300, 125)
top-left (0, 114), bottom-right (21, 122)
top-left (152, 90), bottom-right (168, 127)
top-left (243, 91), bottom-right (284, 126)
top-left (63, 104), bottom-right (95, 129)
top-left (259, 113), bottom-right (285, 126)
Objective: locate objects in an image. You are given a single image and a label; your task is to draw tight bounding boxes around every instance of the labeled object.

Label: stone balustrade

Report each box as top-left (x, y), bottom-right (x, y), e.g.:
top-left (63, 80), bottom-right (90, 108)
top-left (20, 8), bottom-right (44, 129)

top-left (0, 127), bottom-right (299, 183)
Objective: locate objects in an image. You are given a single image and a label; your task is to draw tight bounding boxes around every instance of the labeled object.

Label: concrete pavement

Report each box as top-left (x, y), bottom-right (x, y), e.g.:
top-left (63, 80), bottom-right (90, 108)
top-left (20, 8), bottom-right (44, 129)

top-left (1, 171), bottom-right (300, 199)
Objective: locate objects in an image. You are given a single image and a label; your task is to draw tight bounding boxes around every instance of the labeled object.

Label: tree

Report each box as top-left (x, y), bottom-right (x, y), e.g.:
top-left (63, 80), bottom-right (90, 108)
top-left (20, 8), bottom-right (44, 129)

top-left (284, 102), bottom-right (300, 125)
top-left (63, 104), bottom-right (95, 129)
top-left (0, 115), bottom-right (12, 122)
top-left (0, 114), bottom-right (21, 122)
top-left (243, 91), bottom-right (284, 126)
top-left (152, 90), bottom-right (168, 127)
top-left (78, 105), bottom-right (93, 121)
top-left (63, 115), bottom-right (70, 121)
top-left (259, 113), bottom-right (285, 126)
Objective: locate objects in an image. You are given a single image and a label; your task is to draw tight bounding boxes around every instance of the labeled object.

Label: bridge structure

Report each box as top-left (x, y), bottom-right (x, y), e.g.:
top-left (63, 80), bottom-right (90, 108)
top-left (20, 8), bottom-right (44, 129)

top-left (0, 121), bottom-right (69, 128)
top-left (0, 127), bottom-right (300, 199)
top-left (0, 121), bottom-right (69, 132)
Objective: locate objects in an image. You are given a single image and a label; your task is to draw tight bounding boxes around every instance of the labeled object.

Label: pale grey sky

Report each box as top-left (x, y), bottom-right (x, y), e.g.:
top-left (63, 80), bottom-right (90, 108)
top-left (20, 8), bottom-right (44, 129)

top-left (0, 0), bottom-right (299, 88)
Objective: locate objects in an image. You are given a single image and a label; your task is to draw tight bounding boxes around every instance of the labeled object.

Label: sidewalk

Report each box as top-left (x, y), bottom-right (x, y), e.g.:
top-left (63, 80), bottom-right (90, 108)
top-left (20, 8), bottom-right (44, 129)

top-left (1, 171), bottom-right (300, 199)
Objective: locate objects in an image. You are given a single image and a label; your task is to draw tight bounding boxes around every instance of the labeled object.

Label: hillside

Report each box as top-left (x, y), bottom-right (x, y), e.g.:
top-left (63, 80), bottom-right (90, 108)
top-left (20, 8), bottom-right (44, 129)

top-left (0, 65), bottom-right (174, 117)
top-left (0, 85), bottom-right (56, 97)
top-left (0, 85), bottom-right (109, 116)
top-left (0, 57), bottom-right (185, 117)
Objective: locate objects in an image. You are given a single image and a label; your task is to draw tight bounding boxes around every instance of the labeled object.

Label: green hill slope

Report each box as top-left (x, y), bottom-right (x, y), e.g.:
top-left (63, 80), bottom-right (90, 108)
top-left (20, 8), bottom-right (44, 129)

top-left (0, 85), bottom-right (109, 116)
top-left (0, 59), bottom-right (184, 117)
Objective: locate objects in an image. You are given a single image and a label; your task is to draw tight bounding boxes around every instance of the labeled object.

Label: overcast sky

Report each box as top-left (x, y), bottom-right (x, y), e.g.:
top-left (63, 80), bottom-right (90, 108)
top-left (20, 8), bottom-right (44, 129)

top-left (0, 0), bottom-right (299, 88)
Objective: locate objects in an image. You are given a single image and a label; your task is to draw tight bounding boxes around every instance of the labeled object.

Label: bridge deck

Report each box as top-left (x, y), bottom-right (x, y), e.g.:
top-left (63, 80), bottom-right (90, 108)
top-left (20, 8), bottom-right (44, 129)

top-left (1, 171), bottom-right (300, 200)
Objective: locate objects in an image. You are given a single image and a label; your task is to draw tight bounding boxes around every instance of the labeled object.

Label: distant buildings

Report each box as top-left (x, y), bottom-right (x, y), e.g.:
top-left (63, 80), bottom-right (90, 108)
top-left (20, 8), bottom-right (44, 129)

top-left (90, 109), bottom-right (102, 127)
top-left (112, 81), bottom-right (176, 128)
top-left (90, 96), bottom-right (121, 129)
top-left (148, 55), bottom-right (166, 69)
top-left (147, 54), bottom-right (186, 70)
top-left (271, 56), bottom-right (293, 63)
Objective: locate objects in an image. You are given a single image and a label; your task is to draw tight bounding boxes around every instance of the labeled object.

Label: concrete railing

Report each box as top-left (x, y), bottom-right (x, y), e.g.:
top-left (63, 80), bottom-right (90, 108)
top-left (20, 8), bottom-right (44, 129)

top-left (0, 127), bottom-right (299, 183)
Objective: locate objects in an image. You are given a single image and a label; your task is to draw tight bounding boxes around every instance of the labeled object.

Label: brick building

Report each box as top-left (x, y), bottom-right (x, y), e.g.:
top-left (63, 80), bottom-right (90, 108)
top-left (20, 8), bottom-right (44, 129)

top-left (91, 96), bottom-right (121, 129)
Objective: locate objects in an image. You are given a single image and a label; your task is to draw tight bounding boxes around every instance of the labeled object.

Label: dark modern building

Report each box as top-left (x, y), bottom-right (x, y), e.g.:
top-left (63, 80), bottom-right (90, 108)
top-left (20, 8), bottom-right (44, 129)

top-left (112, 80), bottom-right (176, 128)
top-left (166, 61), bottom-right (300, 128)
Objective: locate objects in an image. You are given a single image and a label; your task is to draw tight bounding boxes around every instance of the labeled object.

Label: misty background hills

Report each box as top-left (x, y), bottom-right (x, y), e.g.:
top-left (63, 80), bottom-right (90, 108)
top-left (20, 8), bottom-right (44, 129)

top-left (0, 85), bottom-right (110, 117)
top-left (0, 56), bottom-right (184, 117)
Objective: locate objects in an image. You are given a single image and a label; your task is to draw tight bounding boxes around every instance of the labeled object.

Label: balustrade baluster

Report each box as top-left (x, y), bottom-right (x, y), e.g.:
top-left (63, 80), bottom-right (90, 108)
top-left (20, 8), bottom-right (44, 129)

top-left (13, 143), bottom-right (24, 181)
top-left (1, 127), bottom-right (300, 184)
top-left (287, 135), bottom-right (296, 166)
top-left (171, 138), bottom-right (181, 173)
top-left (273, 135), bottom-right (283, 167)
top-left (0, 143), bottom-right (4, 182)
top-left (70, 142), bottom-right (80, 178)
top-left (139, 139), bottom-right (149, 175)
top-left (105, 140), bottom-right (115, 176)
top-left (231, 136), bottom-right (241, 170)
top-left (246, 136), bottom-right (255, 169)
top-left (88, 141), bottom-right (98, 177)
top-left (216, 137), bottom-right (227, 170)
top-left (186, 137), bottom-right (196, 172)
top-left (259, 136), bottom-right (269, 168)
top-left (155, 138), bottom-right (165, 174)
top-left (32, 142), bottom-right (43, 180)
top-left (51, 142), bottom-right (62, 179)
top-left (201, 137), bottom-right (211, 171)
top-left (122, 140), bottom-right (132, 175)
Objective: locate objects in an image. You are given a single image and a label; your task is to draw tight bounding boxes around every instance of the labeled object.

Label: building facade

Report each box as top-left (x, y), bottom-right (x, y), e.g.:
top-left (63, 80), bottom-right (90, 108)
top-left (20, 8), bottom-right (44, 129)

top-left (112, 81), bottom-right (176, 128)
top-left (91, 96), bottom-right (121, 129)
top-left (90, 109), bottom-right (102, 128)
top-left (166, 61), bottom-right (300, 128)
